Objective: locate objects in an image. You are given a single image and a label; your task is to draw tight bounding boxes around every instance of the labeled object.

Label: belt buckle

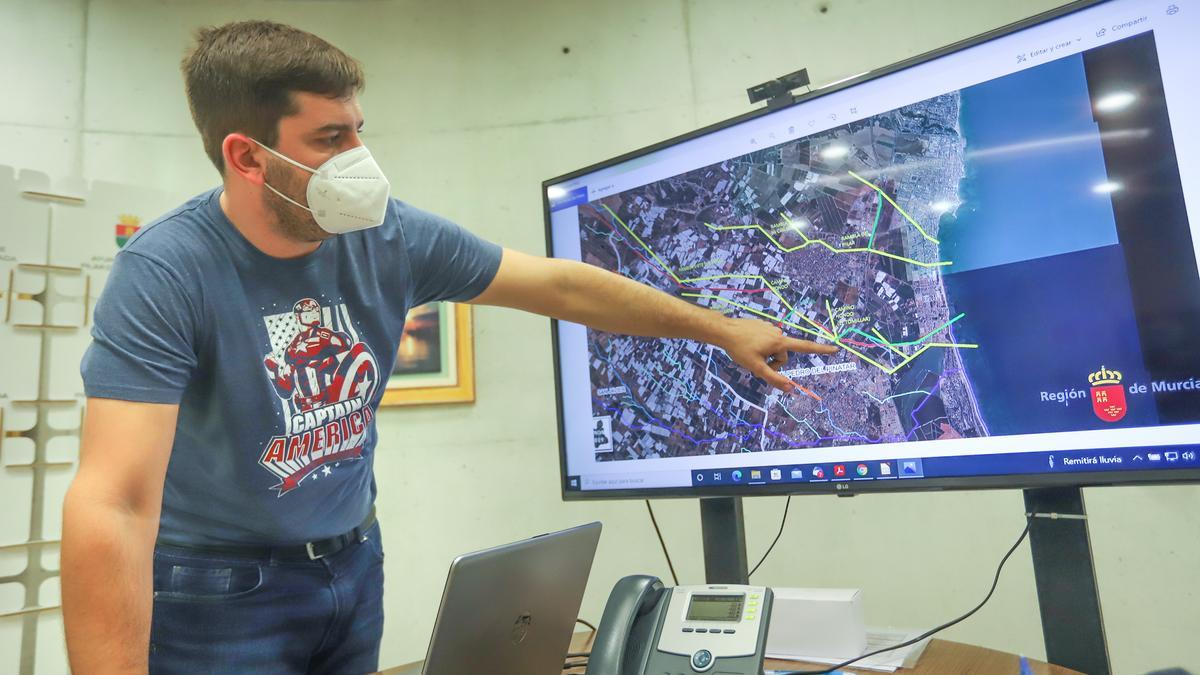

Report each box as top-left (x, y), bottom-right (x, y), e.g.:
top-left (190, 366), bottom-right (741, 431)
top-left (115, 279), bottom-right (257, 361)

top-left (305, 541), bottom-right (325, 560)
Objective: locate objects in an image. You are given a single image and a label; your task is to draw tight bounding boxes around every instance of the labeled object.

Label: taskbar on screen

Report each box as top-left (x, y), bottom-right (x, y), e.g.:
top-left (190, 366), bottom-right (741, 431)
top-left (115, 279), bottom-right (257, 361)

top-left (564, 445), bottom-right (1200, 492)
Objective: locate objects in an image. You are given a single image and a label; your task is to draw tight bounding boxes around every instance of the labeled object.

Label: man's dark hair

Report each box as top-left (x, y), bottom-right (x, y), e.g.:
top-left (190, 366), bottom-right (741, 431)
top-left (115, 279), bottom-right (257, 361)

top-left (181, 20), bottom-right (364, 174)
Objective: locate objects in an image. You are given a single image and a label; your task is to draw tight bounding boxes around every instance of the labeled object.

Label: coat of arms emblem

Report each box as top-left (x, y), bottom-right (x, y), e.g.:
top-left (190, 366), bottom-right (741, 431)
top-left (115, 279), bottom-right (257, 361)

top-left (115, 214), bottom-right (141, 248)
top-left (1088, 366), bottom-right (1126, 422)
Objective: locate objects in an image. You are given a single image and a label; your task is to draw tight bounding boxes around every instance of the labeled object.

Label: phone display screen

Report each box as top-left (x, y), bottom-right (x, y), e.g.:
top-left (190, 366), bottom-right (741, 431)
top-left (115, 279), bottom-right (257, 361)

top-left (686, 594), bottom-right (744, 622)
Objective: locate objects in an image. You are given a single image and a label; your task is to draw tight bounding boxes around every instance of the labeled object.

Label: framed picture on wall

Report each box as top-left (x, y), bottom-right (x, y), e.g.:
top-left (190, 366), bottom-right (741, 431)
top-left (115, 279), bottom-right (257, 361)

top-left (381, 302), bottom-right (476, 406)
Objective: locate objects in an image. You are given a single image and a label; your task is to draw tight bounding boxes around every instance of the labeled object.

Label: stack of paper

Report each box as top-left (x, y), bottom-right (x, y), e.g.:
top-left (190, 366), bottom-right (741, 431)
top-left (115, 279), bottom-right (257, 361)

top-left (766, 627), bottom-right (931, 673)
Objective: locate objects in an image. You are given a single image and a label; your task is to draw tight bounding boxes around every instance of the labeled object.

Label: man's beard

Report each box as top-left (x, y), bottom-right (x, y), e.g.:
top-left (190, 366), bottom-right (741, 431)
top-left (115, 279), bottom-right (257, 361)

top-left (263, 158), bottom-right (333, 244)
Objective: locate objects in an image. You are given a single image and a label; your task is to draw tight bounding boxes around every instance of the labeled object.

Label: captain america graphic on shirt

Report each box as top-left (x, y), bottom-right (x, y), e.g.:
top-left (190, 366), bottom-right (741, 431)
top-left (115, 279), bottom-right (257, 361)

top-left (258, 297), bottom-right (380, 495)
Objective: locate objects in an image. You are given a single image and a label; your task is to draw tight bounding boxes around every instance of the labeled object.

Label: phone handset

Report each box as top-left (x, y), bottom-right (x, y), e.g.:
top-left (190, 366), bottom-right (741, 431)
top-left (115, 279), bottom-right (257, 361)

top-left (585, 575), bottom-right (666, 675)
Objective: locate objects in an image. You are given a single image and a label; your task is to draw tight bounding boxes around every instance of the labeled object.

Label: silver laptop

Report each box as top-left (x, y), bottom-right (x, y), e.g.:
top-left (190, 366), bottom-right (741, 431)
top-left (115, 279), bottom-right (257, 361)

top-left (394, 521), bottom-right (602, 675)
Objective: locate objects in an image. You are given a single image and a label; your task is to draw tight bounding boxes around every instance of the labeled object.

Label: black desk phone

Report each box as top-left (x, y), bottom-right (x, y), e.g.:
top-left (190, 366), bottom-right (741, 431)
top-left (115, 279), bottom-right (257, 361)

top-left (585, 575), bottom-right (773, 675)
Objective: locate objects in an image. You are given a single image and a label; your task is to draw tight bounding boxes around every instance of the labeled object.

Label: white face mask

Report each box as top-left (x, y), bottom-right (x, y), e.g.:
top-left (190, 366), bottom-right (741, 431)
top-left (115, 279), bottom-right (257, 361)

top-left (253, 139), bottom-right (391, 235)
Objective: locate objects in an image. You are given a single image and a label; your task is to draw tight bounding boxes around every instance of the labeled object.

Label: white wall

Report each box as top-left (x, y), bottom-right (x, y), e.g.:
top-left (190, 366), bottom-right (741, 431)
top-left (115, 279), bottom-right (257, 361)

top-left (2, 0), bottom-right (1197, 673)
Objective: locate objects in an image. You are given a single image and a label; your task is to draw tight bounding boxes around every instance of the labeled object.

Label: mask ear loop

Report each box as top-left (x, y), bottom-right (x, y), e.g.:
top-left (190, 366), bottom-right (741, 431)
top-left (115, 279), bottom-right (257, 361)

top-left (262, 181), bottom-right (314, 214)
top-left (249, 137), bottom-right (318, 214)
top-left (249, 137), bottom-right (319, 174)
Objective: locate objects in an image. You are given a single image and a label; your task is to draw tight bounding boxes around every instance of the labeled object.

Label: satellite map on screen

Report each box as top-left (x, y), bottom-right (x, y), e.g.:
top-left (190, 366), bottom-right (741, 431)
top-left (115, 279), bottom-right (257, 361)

top-left (578, 33), bottom-right (1198, 461)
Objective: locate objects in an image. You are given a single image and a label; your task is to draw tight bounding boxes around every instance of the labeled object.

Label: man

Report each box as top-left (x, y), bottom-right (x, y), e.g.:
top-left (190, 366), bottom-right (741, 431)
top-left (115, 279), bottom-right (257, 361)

top-left (61, 20), bottom-right (835, 674)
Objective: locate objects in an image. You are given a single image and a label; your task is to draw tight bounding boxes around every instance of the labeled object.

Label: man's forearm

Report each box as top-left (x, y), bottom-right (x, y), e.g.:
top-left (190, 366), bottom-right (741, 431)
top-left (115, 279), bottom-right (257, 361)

top-left (473, 250), bottom-right (838, 390)
top-left (62, 483), bottom-right (159, 674)
top-left (545, 259), bottom-right (735, 344)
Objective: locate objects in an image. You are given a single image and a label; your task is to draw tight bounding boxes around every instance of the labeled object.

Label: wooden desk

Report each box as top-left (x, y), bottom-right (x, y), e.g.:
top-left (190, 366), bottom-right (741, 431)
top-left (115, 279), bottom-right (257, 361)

top-left (387, 631), bottom-right (1083, 674)
top-left (764, 639), bottom-right (1081, 674)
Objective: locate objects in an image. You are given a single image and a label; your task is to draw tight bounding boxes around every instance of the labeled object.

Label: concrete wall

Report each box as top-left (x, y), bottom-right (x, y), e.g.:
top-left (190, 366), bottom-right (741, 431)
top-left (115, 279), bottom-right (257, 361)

top-left (1, 0), bottom-right (1196, 672)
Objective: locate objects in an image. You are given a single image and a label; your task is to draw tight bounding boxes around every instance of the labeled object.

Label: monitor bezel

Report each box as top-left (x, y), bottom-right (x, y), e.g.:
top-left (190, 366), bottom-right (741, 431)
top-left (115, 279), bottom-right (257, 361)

top-left (541, 0), bottom-right (1200, 500)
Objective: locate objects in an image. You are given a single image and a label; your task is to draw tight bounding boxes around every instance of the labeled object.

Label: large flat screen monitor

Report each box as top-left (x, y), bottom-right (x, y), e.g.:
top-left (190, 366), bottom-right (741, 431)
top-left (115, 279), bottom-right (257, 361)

top-left (544, 0), bottom-right (1200, 498)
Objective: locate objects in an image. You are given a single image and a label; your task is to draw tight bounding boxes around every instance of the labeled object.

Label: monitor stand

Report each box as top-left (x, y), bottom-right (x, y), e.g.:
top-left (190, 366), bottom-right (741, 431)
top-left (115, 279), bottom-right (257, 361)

top-left (1023, 486), bottom-right (1111, 675)
top-left (700, 497), bottom-right (750, 584)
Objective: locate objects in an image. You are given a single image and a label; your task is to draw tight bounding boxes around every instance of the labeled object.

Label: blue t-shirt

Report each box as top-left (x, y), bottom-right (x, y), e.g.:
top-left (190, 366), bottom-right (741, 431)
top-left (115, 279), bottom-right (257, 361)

top-left (81, 188), bottom-right (502, 546)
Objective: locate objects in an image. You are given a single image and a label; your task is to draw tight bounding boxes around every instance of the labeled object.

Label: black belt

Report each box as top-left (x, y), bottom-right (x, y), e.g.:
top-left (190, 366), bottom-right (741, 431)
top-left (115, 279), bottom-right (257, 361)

top-left (157, 506), bottom-right (376, 562)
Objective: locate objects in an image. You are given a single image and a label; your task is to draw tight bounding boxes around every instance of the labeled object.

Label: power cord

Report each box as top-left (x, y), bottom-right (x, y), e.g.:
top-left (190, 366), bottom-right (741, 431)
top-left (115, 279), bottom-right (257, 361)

top-left (775, 514), bottom-right (1033, 675)
top-left (749, 496), bottom-right (791, 579)
top-left (645, 500), bottom-right (680, 586)
top-left (564, 619), bottom-right (595, 671)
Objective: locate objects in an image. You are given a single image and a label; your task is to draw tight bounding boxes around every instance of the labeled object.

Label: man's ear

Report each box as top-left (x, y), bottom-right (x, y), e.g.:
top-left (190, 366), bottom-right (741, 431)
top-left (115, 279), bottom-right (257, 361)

top-left (222, 133), bottom-right (266, 185)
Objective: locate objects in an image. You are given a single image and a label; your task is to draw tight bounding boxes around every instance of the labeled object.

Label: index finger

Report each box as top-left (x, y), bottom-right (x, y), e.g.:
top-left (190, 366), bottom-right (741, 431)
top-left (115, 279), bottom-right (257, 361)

top-left (753, 362), bottom-right (798, 393)
top-left (784, 336), bottom-right (839, 355)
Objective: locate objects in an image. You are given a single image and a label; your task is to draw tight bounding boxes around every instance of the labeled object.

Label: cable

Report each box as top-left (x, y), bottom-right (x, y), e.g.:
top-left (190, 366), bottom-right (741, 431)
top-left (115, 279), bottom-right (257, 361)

top-left (749, 495), bottom-right (791, 579)
top-left (645, 499), bottom-right (680, 586)
top-left (565, 617), bottom-right (597, 673)
top-left (573, 617), bottom-right (598, 655)
top-left (775, 515), bottom-right (1033, 675)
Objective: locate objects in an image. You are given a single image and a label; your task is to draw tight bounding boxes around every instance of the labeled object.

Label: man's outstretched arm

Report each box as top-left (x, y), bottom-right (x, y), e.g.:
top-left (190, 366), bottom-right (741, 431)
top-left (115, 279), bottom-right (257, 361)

top-left (469, 248), bottom-right (837, 391)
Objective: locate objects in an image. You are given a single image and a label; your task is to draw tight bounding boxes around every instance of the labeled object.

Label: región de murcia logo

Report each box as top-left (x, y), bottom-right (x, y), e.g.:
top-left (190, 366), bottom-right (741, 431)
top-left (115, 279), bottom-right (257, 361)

top-left (1088, 366), bottom-right (1126, 423)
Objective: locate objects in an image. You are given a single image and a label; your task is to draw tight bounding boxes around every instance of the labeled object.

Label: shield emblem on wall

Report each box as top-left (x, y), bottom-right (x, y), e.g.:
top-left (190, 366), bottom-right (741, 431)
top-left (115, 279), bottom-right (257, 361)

top-left (115, 214), bottom-right (141, 248)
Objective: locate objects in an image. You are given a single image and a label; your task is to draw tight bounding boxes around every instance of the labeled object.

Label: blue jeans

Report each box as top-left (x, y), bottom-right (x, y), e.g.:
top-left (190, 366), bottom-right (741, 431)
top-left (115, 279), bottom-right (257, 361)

top-left (149, 521), bottom-right (385, 674)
